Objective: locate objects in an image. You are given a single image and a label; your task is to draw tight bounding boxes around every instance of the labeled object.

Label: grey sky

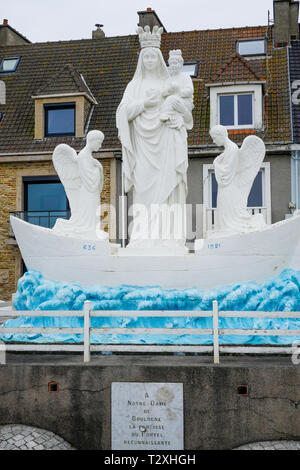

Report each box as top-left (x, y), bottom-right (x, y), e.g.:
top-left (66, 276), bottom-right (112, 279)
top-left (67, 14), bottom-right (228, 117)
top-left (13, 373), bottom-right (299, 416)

top-left (3, 0), bottom-right (277, 43)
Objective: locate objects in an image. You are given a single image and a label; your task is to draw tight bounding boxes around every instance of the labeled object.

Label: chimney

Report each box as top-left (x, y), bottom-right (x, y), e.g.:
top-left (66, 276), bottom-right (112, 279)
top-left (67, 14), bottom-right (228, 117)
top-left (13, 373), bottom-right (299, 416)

top-left (137, 8), bottom-right (167, 32)
top-left (273, 0), bottom-right (299, 46)
top-left (92, 24), bottom-right (105, 39)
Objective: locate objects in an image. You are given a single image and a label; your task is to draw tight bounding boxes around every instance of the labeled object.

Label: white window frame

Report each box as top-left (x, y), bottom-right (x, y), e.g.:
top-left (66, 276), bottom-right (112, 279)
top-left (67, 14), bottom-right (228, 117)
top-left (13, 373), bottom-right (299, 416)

top-left (291, 150), bottom-right (300, 209)
top-left (209, 84), bottom-right (263, 130)
top-left (203, 162), bottom-right (271, 236)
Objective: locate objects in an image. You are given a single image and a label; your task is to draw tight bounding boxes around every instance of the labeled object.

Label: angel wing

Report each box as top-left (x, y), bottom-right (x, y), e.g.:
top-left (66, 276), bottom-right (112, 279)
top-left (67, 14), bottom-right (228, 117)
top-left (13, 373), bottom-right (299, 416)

top-left (52, 143), bottom-right (81, 216)
top-left (237, 135), bottom-right (266, 202)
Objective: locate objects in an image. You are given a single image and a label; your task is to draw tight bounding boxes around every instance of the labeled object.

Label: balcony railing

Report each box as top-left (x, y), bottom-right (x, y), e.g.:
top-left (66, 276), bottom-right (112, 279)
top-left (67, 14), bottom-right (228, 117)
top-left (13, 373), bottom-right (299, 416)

top-left (9, 210), bottom-right (70, 237)
top-left (203, 206), bottom-right (268, 238)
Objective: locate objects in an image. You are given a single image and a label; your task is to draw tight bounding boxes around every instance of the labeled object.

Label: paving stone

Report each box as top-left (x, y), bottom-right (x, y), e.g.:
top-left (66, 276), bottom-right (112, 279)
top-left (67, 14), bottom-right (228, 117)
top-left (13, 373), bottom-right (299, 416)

top-left (3, 424), bottom-right (298, 451)
top-left (26, 441), bottom-right (37, 449)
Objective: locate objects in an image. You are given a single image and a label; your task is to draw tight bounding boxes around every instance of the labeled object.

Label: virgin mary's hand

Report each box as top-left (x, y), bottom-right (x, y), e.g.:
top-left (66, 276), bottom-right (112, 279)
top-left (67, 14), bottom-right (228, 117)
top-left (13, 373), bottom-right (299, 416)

top-left (144, 89), bottom-right (160, 109)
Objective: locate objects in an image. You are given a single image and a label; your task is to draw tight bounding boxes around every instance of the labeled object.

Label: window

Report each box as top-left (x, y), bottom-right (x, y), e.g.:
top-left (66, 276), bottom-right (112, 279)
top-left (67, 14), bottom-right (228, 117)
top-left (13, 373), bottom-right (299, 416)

top-left (0, 56), bottom-right (20, 73)
top-left (237, 39), bottom-right (266, 56)
top-left (209, 84), bottom-right (263, 130)
top-left (219, 93), bottom-right (253, 128)
top-left (44, 102), bottom-right (75, 137)
top-left (23, 176), bottom-right (69, 229)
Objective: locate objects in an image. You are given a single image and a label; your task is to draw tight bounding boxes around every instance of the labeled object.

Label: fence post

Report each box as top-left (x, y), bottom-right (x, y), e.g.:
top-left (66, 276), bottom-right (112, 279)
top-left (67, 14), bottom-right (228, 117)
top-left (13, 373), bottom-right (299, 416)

top-left (84, 301), bottom-right (91, 363)
top-left (213, 300), bottom-right (220, 364)
top-left (0, 340), bottom-right (6, 365)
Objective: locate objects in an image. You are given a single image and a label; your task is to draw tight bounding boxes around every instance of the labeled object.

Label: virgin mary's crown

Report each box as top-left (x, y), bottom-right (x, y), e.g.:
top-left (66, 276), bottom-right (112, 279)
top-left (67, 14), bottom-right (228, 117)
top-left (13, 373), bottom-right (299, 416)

top-left (137, 25), bottom-right (163, 49)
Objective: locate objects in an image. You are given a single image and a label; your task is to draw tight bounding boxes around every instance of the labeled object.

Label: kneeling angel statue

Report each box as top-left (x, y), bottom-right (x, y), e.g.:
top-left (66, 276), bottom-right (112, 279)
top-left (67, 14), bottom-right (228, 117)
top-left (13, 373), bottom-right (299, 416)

top-left (51, 130), bottom-right (108, 240)
top-left (209, 125), bottom-right (266, 236)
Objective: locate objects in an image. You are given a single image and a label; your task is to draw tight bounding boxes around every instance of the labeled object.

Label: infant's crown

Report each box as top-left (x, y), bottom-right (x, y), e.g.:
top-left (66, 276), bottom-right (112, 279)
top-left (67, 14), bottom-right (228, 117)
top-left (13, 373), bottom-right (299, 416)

top-left (169, 49), bottom-right (183, 59)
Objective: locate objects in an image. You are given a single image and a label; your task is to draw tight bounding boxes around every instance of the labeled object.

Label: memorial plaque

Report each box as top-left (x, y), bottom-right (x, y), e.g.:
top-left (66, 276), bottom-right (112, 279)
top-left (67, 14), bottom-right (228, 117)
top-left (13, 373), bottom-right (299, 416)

top-left (111, 382), bottom-right (184, 450)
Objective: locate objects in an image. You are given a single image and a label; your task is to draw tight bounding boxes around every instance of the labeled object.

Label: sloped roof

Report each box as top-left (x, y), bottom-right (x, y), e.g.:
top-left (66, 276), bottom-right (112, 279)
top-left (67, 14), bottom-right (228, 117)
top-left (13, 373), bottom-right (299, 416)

top-left (0, 25), bottom-right (292, 155)
top-left (289, 39), bottom-right (300, 144)
top-left (34, 63), bottom-right (96, 102)
top-left (208, 52), bottom-right (264, 84)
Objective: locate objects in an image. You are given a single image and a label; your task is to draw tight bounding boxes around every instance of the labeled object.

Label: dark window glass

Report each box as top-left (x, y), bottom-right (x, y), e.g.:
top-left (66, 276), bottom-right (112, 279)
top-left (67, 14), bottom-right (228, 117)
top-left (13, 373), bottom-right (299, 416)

top-left (219, 95), bottom-right (234, 126)
top-left (211, 172), bottom-right (218, 208)
top-left (238, 94), bottom-right (253, 126)
top-left (26, 183), bottom-right (67, 211)
top-left (24, 178), bottom-right (69, 229)
top-left (44, 103), bottom-right (75, 136)
top-left (211, 171), bottom-right (263, 208)
top-left (247, 171), bottom-right (263, 207)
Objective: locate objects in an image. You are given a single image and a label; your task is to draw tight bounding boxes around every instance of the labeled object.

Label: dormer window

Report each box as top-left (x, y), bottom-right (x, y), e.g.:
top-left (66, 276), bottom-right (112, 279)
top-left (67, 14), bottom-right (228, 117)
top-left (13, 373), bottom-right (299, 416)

top-left (209, 84), bottom-right (263, 130)
top-left (237, 39), bottom-right (266, 56)
top-left (0, 56), bottom-right (20, 73)
top-left (32, 64), bottom-right (97, 140)
top-left (44, 103), bottom-right (75, 137)
top-left (207, 52), bottom-right (264, 131)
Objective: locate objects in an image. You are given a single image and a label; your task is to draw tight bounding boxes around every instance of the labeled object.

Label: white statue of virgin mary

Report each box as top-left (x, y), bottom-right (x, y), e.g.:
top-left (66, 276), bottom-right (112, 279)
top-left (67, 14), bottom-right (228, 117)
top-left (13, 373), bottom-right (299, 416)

top-left (116, 26), bottom-right (192, 253)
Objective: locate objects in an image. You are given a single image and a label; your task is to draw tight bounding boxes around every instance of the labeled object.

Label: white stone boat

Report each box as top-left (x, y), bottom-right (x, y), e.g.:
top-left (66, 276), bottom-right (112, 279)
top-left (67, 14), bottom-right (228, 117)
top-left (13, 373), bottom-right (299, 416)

top-left (10, 213), bottom-right (300, 290)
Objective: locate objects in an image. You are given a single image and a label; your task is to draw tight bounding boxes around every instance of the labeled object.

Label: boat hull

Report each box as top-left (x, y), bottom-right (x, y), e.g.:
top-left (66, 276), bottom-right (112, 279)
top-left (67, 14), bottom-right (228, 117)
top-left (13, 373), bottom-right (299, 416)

top-left (10, 214), bottom-right (300, 290)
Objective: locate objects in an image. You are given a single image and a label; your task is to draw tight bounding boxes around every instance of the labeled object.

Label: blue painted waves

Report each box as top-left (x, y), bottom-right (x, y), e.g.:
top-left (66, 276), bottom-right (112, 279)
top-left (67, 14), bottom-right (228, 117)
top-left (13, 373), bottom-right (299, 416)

top-left (1, 269), bottom-right (300, 345)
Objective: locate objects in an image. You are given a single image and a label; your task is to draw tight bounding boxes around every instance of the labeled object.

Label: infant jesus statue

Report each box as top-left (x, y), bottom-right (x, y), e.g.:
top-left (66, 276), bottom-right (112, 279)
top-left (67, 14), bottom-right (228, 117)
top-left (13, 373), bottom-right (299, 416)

top-left (160, 49), bottom-right (194, 127)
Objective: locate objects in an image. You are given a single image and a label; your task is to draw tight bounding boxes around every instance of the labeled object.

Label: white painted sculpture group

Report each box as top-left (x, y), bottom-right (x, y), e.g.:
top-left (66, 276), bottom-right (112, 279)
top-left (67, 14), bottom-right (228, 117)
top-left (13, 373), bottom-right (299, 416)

top-left (52, 25), bottom-right (266, 248)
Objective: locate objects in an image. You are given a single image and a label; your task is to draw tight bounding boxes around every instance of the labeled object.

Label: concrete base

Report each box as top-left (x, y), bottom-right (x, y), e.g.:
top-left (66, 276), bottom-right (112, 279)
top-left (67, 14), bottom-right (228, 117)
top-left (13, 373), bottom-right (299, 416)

top-left (0, 354), bottom-right (300, 450)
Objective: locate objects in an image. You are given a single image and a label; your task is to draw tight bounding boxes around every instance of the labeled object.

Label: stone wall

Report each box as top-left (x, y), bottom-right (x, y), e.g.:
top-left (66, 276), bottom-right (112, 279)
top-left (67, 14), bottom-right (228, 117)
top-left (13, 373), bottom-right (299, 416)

top-left (0, 356), bottom-right (299, 450)
top-left (0, 158), bottom-right (112, 301)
